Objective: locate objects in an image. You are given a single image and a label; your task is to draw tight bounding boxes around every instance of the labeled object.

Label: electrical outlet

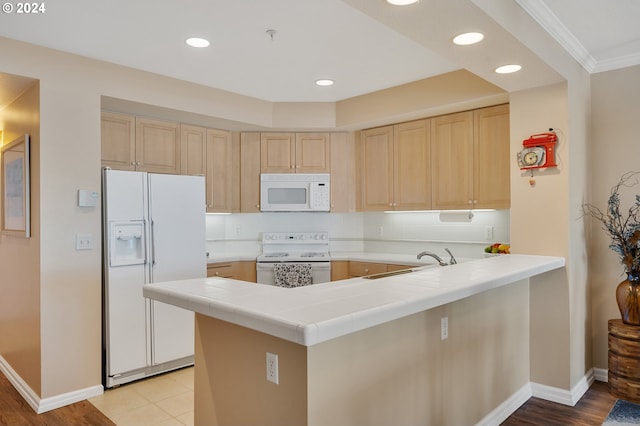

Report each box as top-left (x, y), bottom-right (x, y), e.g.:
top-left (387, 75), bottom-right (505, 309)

top-left (484, 225), bottom-right (494, 241)
top-left (441, 317), bottom-right (448, 340)
top-left (377, 226), bottom-right (384, 238)
top-left (266, 352), bottom-right (279, 384)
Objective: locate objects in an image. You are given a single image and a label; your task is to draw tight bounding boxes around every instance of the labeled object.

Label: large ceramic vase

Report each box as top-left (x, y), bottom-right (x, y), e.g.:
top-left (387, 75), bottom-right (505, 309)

top-left (617, 273), bottom-right (640, 325)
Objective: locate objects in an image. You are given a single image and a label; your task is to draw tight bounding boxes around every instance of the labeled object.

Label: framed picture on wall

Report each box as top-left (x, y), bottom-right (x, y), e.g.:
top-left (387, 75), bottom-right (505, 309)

top-left (1, 134), bottom-right (30, 238)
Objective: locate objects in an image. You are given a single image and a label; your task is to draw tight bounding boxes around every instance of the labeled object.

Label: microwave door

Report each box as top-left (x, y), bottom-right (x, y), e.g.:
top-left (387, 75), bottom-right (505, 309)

top-left (264, 183), bottom-right (310, 211)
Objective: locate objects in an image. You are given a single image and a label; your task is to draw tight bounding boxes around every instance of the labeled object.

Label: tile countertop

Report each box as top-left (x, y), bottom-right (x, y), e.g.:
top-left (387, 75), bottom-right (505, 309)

top-left (146, 254), bottom-right (565, 347)
top-left (207, 251), bottom-right (457, 266)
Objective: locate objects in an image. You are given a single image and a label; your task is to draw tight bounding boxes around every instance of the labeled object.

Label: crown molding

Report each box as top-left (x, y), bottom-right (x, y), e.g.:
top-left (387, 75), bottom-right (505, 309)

top-left (515, 0), bottom-right (597, 73)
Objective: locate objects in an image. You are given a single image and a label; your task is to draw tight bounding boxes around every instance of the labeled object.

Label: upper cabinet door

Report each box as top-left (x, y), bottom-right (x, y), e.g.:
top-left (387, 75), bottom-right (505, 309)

top-left (180, 124), bottom-right (207, 176)
top-left (260, 132), bottom-right (331, 173)
top-left (260, 133), bottom-right (295, 173)
top-left (135, 117), bottom-right (181, 174)
top-left (473, 104), bottom-right (510, 209)
top-left (295, 133), bottom-right (331, 173)
top-left (330, 132), bottom-right (356, 212)
top-left (360, 126), bottom-right (394, 211)
top-left (240, 133), bottom-right (262, 212)
top-left (431, 111), bottom-right (474, 210)
top-left (206, 128), bottom-right (238, 213)
top-left (393, 119), bottom-right (431, 210)
top-left (101, 112), bottom-right (136, 171)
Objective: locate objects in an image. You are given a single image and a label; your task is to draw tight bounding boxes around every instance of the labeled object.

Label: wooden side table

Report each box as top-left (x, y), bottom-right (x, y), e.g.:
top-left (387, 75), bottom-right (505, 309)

top-left (608, 319), bottom-right (640, 402)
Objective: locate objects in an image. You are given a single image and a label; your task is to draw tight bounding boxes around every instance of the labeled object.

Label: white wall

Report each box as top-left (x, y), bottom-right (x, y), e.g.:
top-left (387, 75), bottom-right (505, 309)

top-left (206, 210), bottom-right (510, 259)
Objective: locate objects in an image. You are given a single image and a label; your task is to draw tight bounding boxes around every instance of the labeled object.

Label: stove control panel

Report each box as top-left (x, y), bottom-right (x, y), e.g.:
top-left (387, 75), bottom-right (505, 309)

top-left (262, 232), bottom-right (328, 243)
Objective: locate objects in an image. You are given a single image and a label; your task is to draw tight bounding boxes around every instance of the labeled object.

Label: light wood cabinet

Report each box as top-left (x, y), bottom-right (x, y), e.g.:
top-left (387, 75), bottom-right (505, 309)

top-left (386, 263), bottom-right (414, 272)
top-left (329, 132), bottom-right (356, 212)
top-left (360, 126), bottom-right (394, 211)
top-left (180, 124), bottom-right (206, 176)
top-left (431, 105), bottom-right (510, 210)
top-left (393, 119), bottom-right (432, 210)
top-left (331, 260), bottom-right (350, 281)
top-left (206, 129), bottom-right (238, 213)
top-left (348, 261), bottom-right (388, 278)
top-left (207, 262), bottom-right (235, 278)
top-left (207, 261), bottom-right (256, 283)
top-left (102, 113), bottom-right (181, 174)
top-left (240, 132), bottom-right (262, 212)
top-left (135, 117), bottom-right (181, 174)
top-left (473, 104), bottom-right (510, 209)
top-left (431, 111), bottom-right (474, 210)
top-left (347, 261), bottom-right (414, 278)
top-left (101, 112), bottom-right (136, 171)
top-left (181, 125), bottom-right (238, 213)
top-left (235, 261), bottom-right (257, 282)
top-left (260, 132), bottom-right (330, 173)
top-left (295, 133), bottom-right (331, 173)
top-left (360, 119), bottom-right (431, 211)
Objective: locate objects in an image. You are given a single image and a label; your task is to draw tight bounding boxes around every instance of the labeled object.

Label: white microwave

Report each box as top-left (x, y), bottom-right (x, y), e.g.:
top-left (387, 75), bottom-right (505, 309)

top-left (260, 173), bottom-right (330, 212)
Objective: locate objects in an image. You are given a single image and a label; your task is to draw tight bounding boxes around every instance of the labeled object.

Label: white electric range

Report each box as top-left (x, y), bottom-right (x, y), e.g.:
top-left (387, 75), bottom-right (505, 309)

top-left (256, 232), bottom-right (331, 286)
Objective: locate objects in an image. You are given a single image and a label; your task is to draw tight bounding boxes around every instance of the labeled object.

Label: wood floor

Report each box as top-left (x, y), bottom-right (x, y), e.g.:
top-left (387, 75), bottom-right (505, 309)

top-left (0, 371), bottom-right (115, 426)
top-left (501, 381), bottom-right (617, 425)
top-left (0, 370), bottom-right (617, 426)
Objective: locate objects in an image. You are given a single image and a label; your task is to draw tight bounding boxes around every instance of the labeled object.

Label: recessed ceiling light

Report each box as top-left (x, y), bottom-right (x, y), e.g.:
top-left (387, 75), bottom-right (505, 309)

top-left (495, 64), bottom-right (522, 74)
top-left (386, 0), bottom-right (418, 5)
top-left (315, 79), bottom-right (334, 87)
top-left (453, 32), bottom-right (484, 46)
top-left (185, 37), bottom-right (210, 48)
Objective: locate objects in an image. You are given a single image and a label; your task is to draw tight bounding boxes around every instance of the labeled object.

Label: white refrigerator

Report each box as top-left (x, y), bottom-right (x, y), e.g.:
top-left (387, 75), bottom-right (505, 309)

top-left (102, 169), bottom-right (206, 388)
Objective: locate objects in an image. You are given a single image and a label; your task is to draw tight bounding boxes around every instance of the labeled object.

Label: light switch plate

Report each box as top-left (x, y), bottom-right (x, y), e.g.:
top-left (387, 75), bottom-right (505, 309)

top-left (76, 234), bottom-right (93, 250)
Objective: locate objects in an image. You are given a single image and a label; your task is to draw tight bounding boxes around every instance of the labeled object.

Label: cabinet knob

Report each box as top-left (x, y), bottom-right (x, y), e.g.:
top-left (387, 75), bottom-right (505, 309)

top-left (215, 272), bottom-right (219, 276)
top-left (468, 200), bottom-right (473, 205)
top-left (364, 268), bottom-right (369, 273)
top-left (130, 161), bottom-right (135, 166)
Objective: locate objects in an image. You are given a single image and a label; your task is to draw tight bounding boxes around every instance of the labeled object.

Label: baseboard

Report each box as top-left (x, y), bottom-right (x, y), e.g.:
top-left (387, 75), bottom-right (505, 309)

top-left (594, 367), bottom-right (608, 382)
top-left (0, 355), bottom-right (103, 414)
top-left (476, 382), bottom-right (533, 426)
top-left (477, 368), bottom-right (602, 424)
top-left (531, 368), bottom-right (595, 406)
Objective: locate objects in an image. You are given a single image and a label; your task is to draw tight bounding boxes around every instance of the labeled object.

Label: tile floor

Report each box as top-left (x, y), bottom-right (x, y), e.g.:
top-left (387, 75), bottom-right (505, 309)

top-left (88, 367), bottom-right (194, 426)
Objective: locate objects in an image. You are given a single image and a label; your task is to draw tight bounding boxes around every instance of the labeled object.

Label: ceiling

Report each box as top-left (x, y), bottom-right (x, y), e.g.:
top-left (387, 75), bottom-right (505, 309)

top-left (0, 0), bottom-right (638, 108)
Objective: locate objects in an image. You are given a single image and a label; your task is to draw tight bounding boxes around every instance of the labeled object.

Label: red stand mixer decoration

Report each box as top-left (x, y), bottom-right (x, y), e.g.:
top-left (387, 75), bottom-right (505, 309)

top-left (517, 131), bottom-right (558, 186)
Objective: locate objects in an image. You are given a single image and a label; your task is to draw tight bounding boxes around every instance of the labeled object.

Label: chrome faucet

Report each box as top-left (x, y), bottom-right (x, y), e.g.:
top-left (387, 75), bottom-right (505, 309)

top-left (444, 248), bottom-right (457, 265)
top-left (417, 248), bottom-right (457, 266)
top-left (417, 251), bottom-right (448, 266)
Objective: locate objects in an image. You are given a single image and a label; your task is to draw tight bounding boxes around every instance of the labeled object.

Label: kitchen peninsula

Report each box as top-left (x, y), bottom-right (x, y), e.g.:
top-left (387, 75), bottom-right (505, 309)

top-left (144, 254), bottom-right (564, 426)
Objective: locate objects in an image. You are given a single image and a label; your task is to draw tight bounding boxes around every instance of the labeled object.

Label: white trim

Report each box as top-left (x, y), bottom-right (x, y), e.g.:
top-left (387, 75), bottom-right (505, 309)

top-left (0, 355), bottom-right (103, 414)
top-left (531, 368), bottom-right (595, 406)
top-left (515, 0), bottom-right (596, 73)
top-left (593, 52), bottom-right (640, 74)
top-left (477, 369), bottom-right (602, 425)
top-left (0, 355), bottom-right (40, 413)
top-left (39, 385), bottom-right (104, 414)
top-left (594, 367), bottom-right (609, 382)
top-left (475, 382), bottom-right (532, 426)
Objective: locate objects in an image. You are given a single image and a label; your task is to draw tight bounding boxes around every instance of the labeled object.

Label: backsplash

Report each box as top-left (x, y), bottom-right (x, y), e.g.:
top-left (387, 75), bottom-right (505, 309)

top-left (206, 210), bottom-right (509, 259)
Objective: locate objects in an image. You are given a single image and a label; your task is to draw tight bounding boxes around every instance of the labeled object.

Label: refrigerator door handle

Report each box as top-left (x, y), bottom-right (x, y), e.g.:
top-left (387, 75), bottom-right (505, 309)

top-left (151, 219), bottom-right (157, 266)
